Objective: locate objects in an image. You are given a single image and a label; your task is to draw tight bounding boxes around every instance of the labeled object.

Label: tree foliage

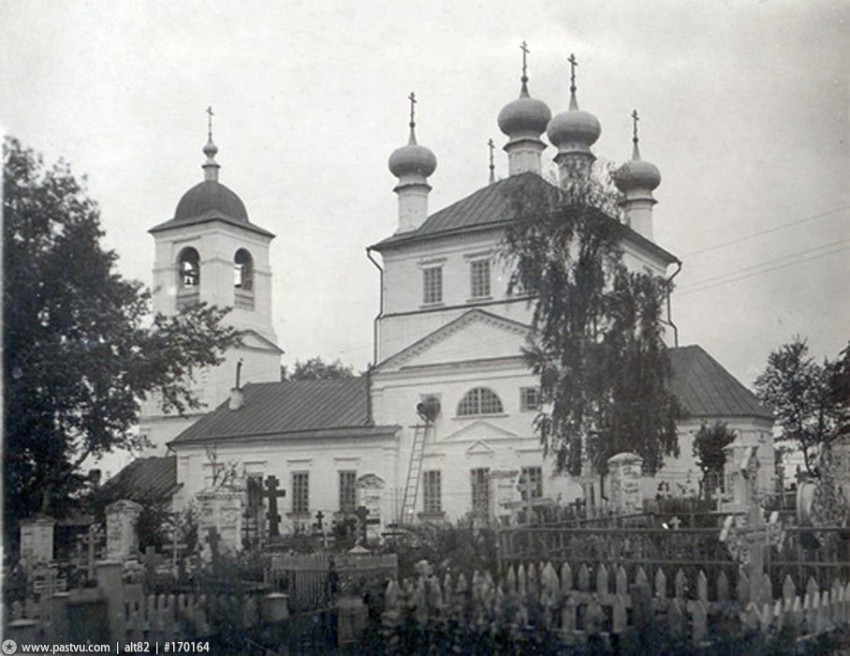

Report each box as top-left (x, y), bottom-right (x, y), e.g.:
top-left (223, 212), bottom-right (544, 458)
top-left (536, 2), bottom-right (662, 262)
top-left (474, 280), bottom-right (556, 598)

top-left (282, 356), bottom-right (355, 382)
top-left (3, 137), bottom-right (239, 529)
top-left (692, 421), bottom-right (736, 498)
top-left (755, 337), bottom-right (848, 476)
top-left (502, 174), bottom-right (679, 476)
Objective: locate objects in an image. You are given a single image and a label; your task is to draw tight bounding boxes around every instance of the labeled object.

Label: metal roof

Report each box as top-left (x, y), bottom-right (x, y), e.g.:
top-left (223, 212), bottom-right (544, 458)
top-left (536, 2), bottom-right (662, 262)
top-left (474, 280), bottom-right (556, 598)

top-left (102, 456), bottom-right (179, 503)
top-left (370, 172), bottom-right (678, 265)
top-left (170, 377), bottom-right (398, 445)
top-left (669, 345), bottom-right (773, 420)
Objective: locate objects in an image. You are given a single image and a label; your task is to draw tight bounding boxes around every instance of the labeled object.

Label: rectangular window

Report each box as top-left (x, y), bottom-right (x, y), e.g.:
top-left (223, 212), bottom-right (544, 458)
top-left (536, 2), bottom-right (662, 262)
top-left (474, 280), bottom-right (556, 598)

top-left (470, 259), bottom-right (491, 299)
top-left (339, 470), bottom-right (357, 513)
top-left (423, 267), bottom-right (442, 305)
top-left (520, 466), bottom-right (543, 501)
top-left (520, 387), bottom-right (541, 412)
top-left (422, 470), bottom-right (442, 514)
top-left (292, 472), bottom-right (310, 515)
top-left (470, 468), bottom-right (490, 515)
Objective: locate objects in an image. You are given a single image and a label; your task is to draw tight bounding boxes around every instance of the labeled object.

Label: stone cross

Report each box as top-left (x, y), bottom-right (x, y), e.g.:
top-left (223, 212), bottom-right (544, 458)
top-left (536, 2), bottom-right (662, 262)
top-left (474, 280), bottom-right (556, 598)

top-left (206, 527), bottom-right (221, 573)
top-left (263, 475), bottom-right (287, 538)
top-left (355, 505), bottom-right (380, 545)
top-left (81, 526), bottom-right (100, 581)
top-left (720, 447), bottom-right (785, 606)
top-left (314, 510), bottom-right (324, 532)
top-left (668, 516), bottom-right (682, 530)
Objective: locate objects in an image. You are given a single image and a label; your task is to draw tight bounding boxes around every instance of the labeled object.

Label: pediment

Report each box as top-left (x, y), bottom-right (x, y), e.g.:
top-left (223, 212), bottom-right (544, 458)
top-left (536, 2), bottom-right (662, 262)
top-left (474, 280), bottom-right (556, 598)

top-left (238, 329), bottom-right (284, 354)
top-left (465, 440), bottom-right (495, 456)
top-left (442, 419), bottom-right (519, 443)
top-left (378, 309), bottom-right (530, 372)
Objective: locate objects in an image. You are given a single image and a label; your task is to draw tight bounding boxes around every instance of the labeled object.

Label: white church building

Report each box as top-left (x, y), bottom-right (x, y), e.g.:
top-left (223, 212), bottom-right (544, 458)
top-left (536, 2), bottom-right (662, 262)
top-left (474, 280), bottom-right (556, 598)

top-left (131, 53), bottom-right (774, 536)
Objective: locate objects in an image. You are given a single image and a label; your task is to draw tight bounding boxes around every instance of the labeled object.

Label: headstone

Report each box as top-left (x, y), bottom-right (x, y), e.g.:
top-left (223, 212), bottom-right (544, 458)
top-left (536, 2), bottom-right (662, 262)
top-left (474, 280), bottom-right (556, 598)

top-left (196, 487), bottom-right (243, 558)
top-left (354, 474), bottom-right (385, 541)
top-left (19, 516), bottom-right (55, 568)
top-left (830, 436), bottom-right (850, 524)
top-left (105, 500), bottom-right (142, 561)
top-left (490, 469), bottom-right (520, 523)
top-left (607, 452), bottom-right (644, 514)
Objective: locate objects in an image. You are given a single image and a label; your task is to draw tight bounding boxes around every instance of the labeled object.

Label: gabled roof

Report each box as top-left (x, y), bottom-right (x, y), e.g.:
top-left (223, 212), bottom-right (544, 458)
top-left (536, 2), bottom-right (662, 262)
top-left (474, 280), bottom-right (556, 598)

top-left (370, 172), bottom-right (678, 265)
top-left (169, 377), bottom-right (398, 445)
top-left (669, 345), bottom-right (773, 420)
top-left (102, 456), bottom-right (179, 503)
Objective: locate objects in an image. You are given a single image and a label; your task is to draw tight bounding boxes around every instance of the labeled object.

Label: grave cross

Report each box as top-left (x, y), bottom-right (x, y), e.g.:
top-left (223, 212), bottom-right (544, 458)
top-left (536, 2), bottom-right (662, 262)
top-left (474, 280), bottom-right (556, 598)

top-left (162, 532), bottom-right (188, 578)
top-left (720, 447), bottom-right (785, 606)
top-left (206, 527), bottom-right (222, 573)
top-left (263, 475), bottom-right (287, 538)
top-left (314, 510), bottom-right (325, 532)
top-left (668, 516), bottom-right (682, 530)
top-left (81, 526), bottom-right (100, 581)
top-left (355, 505), bottom-right (380, 545)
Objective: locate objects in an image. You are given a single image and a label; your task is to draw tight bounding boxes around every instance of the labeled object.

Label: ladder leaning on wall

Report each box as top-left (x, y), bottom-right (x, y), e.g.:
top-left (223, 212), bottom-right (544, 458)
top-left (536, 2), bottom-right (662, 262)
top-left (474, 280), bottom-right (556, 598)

top-left (399, 422), bottom-right (433, 524)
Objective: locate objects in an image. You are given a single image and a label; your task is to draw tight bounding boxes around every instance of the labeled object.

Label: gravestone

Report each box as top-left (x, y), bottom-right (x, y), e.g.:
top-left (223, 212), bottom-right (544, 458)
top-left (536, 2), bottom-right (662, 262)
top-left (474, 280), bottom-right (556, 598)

top-left (490, 469), bottom-right (520, 524)
top-left (607, 452), bottom-right (644, 514)
top-left (354, 474), bottom-right (385, 541)
top-left (19, 516), bottom-right (55, 568)
top-left (196, 486), bottom-right (243, 559)
top-left (830, 436), bottom-right (850, 523)
top-left (105, 500), bottom-right (142, 561)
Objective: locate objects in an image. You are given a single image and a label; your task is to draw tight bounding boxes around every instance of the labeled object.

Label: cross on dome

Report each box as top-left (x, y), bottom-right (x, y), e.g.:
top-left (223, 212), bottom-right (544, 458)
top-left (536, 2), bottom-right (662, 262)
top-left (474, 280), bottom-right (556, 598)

top-left (488, 138), bottom-right (495, 184)
top-left (206, 105), bottom-right (214, 141)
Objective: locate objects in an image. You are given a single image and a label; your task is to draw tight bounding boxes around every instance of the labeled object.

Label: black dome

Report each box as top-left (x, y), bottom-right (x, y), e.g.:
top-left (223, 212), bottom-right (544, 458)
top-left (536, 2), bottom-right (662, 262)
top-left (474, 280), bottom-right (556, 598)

top-left (174, 180), bottom-right (248, 223)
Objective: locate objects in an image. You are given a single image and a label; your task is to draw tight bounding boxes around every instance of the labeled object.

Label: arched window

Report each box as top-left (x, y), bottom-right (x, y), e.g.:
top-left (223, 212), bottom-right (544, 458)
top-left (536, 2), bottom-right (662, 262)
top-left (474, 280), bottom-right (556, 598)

top-left (234, 248), bottom-right (253, 291)
top-left (178, 247), bottom-right (200, 288)
top-left (457, 387), bottom-right (504, 417)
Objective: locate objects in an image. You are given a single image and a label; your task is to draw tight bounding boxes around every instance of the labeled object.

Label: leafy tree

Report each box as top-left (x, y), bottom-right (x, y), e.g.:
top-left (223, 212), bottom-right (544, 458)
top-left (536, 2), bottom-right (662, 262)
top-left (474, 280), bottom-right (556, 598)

top-left (692, 421), bottom-right (736, 499)
top-left (3, 137), bottom-right (239, 534)
top-left (502, 173), bottom-right (679, 476)
top-left (281, 356), bottom-right (355, 382)
top-left (755, 337), bottom-right (847, 476)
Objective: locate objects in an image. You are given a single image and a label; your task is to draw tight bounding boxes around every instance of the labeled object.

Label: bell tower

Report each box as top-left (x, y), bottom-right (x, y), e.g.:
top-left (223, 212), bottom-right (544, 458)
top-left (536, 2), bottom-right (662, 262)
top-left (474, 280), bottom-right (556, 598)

top-left (140, 113), bottom-right (282, 453)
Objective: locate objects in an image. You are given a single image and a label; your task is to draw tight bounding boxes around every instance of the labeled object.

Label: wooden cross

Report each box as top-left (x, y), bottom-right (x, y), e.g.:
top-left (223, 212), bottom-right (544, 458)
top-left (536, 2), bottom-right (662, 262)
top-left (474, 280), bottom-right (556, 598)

top-left (263, 475), bottom-right (287, 538)
top-left (162, 532), bottom-right (188, 578)
top-left (720, 447), bottom-right (785, 606)
top-left (355, 505), bottom-right (380, 545)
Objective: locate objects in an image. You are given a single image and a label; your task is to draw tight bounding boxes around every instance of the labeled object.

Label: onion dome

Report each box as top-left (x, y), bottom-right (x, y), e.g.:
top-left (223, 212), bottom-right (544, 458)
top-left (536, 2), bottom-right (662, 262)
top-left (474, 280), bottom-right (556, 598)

top-left (388, 135), bottom-right (437, 178)
top-left (546, 54), bottom-right (601, 153)
top-left (614, 110), bottom-right (661, 193)
top-left (498, 82), bottom-right (551, 137)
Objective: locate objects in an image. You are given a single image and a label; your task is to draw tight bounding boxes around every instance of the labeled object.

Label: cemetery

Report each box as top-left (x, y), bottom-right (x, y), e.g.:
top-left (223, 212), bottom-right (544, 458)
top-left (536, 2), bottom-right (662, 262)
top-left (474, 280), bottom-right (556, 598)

top-left (4, 442), bottom-right (849, 654)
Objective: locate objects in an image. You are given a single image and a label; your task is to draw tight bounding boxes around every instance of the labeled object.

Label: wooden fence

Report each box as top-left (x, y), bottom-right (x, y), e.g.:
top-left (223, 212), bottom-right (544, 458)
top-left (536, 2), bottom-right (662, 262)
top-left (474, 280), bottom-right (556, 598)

top-left (381, 560), bottom-right (850, 650)
top-left (499, 525), bottom-right (850, 592)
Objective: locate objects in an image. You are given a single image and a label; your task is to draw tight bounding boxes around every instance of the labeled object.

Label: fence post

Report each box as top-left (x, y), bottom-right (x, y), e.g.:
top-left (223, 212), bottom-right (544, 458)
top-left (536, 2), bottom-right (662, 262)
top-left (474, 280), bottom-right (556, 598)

top-left (96, 561), bottom-right (125, 643)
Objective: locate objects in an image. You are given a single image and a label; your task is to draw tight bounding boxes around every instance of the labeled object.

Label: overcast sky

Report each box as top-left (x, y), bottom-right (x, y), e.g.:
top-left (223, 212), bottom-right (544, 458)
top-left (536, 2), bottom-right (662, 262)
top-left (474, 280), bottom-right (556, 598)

top-left (3, 0), bottom-right (848, 391)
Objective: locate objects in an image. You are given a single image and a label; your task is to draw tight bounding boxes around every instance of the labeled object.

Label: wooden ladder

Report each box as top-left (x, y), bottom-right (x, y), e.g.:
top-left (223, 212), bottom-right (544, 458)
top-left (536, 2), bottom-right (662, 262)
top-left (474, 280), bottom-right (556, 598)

top-left (400, 423), bottom-right (430, 524)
